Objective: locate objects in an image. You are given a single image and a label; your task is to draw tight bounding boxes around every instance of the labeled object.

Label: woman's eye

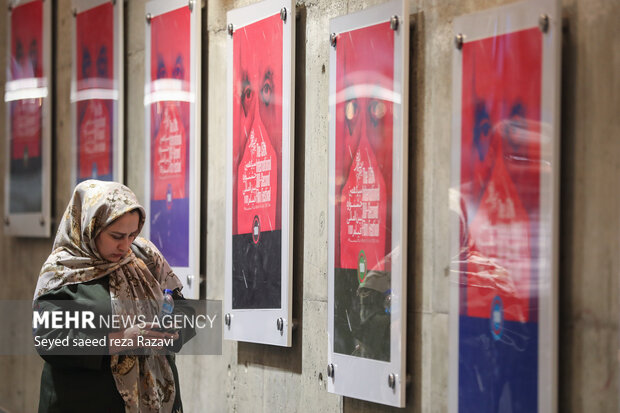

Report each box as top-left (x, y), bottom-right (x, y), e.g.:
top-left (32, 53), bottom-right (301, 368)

top-left (244, 87), bottom-right (253, 101)
top-left (172, 55), bottom-right (184, 79)
top-left (345, 100), bottom-right (358, 121)
top-left (260, 81), bottom-right (272, 106)
top-left (368, 100), bottom-right (387, 125)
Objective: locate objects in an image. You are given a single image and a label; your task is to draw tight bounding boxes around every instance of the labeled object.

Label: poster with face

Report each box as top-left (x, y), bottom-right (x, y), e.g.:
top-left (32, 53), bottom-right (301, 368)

top-left (327, 0), bottom-right (408, 406)
top-left (231, 13), bottom-right (283, 310)
top-left (458, 28), bottom-right (541, 412)
top-left (148, 7), bottom-right (191, 267)
top-left (75, 2), bottom-right (115, 183)
top-left (451, 1), bottom-right (561, 411)
top-left (332, 22), bottom-right (394, 362)
top-left (8, 0), bottom-right (44, 214)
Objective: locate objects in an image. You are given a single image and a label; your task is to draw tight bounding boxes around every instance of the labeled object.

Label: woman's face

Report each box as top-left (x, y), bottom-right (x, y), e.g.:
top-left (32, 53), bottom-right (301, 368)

top-left (95, 211), bottom-right (140, 262)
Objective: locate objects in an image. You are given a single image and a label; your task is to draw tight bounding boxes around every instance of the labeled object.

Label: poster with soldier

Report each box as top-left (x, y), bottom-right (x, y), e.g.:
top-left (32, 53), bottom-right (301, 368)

top-left (144, 0), bottom-right (201, 299)
top-left (449, 1), bottom-right (561, 412)
top-left (332, 21), bottom-right (394, 363)
top-left (328, 0), bottom-right (408, 407)
top-left (4, 0), bottom-right (51, 237)
top-left (72, 0), bottom-right (123, 185)
top-left (225, 0), bottom-right (295, 347)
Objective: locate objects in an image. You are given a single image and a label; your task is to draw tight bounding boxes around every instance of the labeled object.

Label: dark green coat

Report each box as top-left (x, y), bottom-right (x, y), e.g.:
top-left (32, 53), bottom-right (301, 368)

top-left (35, 276), bottom-right (194, 413)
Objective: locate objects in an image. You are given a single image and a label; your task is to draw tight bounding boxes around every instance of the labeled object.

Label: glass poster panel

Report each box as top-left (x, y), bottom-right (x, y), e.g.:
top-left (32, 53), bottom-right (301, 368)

top-left (327, 0), bottom-right (408, 407)
top-left (449, 0), bottom-right (561, 412)
top-left (71, 0), bottom-right (123, 185)
top-left (4, 0), bottom-right (51, 237)
top-left (225, 0), bottom-right (295, 347)
top-left (144, 0), bottom-right (201, 298)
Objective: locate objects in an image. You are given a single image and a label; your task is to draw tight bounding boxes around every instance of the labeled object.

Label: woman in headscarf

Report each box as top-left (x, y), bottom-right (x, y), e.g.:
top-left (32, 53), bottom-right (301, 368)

top-left (33, 180), bottom-right (195, 413)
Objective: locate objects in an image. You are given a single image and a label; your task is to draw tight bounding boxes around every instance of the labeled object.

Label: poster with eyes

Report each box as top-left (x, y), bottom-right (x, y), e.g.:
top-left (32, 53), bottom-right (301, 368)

top-left (225, 0), bottom-right (295, 347)
top-left (449, 0), bottom-right (561, 412)
top-left (4, 0), bottom-right (51, 237)
top-left (71, 0), bottom-right (123, 185)
top-left (144, 0), bottom-right (201, 299)
top-left (327, 0), bottom-right (408, 406)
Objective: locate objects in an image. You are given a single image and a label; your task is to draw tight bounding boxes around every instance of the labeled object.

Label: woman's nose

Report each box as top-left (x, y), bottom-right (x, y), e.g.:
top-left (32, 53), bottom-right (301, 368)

top-left (118, 237), bottom-right (130, 251)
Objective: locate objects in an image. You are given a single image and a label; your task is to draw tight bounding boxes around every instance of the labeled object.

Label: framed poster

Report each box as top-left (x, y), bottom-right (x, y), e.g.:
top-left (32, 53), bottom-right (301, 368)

top-left (225, 0), bottom-right (295, 347)
top-left (449, 0), bottom-right (561, 412)
top-left (71, 0), bottom-right (123, 185)
top-left (3, 0), bottom-right (51, 237)
top-left (327, 0), bottom-right (408, 406)
top-left (144, 0), bottom-right (201, 299)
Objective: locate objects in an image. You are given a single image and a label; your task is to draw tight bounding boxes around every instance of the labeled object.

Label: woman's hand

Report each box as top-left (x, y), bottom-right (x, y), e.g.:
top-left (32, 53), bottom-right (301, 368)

top-left (108, 322), bottom-right (179, 354)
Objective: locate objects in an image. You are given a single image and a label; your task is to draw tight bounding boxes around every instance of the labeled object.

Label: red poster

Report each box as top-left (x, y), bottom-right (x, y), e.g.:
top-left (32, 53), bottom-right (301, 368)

top-left (460, 28), bottom-right (542, 323)
top-left (231, 14), bottom-right (283, 309)
top-left (335, 22), bottom-right (393, 274)
top-left (456, 27), bottom-right (543, 413)
top-left (232, 14), bottom-right (283, 236)
top-left (150, 8), bottom-right (190, 202)
top-left (332, 22), bottom-right (394, 362)
top-left (10, 1), bottom-right (43, 162)
top-left (76, 3), bottom-right (114, 181)
top-left (148, 7), bottom-right (191, 267)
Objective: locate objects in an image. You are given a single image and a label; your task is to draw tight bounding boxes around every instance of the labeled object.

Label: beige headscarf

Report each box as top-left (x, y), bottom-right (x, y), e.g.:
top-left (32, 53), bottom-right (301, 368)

top-left (34, 180), bottom-right (182, 413)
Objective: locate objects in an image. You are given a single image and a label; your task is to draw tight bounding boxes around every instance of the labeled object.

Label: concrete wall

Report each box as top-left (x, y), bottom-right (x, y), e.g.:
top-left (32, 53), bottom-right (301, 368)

top-left (0, 0), bottom-right (618, 412)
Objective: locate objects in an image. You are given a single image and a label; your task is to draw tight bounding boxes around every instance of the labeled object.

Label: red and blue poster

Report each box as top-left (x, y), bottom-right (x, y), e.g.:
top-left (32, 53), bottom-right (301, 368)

top-left (9, 0), bottom-right (44, 213)
top-left (457, 27), bottom-right (542, 413)
top-left (149, 7), bottom-right (190, 267)
top-left (333, 22), bottom-right (393, 362)
top-left (231, 13), bottom-right (283, 309)
top-left (76, 2), bottom-right (114, 183)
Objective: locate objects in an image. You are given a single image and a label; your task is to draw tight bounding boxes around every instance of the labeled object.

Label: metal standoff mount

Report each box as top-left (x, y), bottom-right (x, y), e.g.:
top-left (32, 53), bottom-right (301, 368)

top-left (188, 0), bottom-right (194, 12)
top-left (326, 363), bottom-right (335, 379)
top-left (280, 7), bottom-right (287, 22)
top-left (146, 13), bottom-right (152, 24)
top-left (539, 14), bottom-right (549, 33)
top-left (388, 373), bottom-right (396, 389)
top-left (40, 216), bottom-right (45, 226)
top-left (330, 33), bottom-right (337, 48)
top-left (276, 317), bottom-right (285, 332)
top-left (224, 313), bottom-right (231, 327)
top-left (390, 15), bottom-right (399, 31)
top-left (227, 23), bottom-right (234, 37)
top-left (454, 33), bottom-right (464, 50)
top-left (186, 274), bottom-right (194, 287)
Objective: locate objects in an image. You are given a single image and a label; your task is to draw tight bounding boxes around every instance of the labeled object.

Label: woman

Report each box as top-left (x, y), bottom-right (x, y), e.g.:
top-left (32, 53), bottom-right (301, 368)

top-left (33, 180), bottom-right (195, 412)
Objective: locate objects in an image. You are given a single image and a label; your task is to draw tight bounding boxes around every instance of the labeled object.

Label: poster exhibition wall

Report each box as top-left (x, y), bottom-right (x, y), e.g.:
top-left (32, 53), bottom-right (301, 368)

top-left (224, 0), bottom-right (296, 347)
top-left (71, 0), bottom-right (124, 185)
top-left (4, 0), bottom-right (52, 237)
top-left (143, 0), bottom-right (201, 299)
top-left (449, 0), bottom-right (561, 412)
top-left (327, 0), bottom-right (409, 407)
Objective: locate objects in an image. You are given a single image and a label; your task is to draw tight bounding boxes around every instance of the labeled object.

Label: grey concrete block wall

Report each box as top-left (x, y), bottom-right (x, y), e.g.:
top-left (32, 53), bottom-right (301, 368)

top-left (0, 0), bottom-right (619, 412)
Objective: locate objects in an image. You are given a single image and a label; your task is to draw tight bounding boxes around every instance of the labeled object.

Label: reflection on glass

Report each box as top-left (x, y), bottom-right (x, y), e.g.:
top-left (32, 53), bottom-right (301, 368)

top-left (454, 27), bottom-right (544, 412)
top-left (9, 1), bottom-right (44, 214)
top-left (148, 7), bottom-right (191, 267)
top-left (333, 22), bottom-right (394, 362)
